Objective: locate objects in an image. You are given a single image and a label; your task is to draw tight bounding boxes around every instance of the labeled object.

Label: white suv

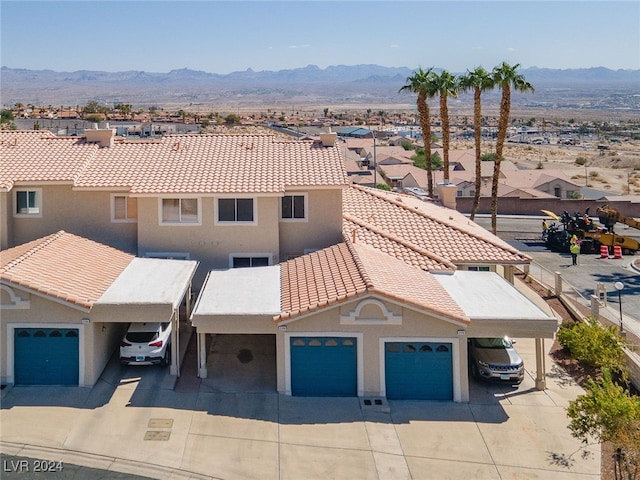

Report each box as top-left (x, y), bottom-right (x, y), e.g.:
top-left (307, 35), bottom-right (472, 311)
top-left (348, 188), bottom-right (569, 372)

top-left (468, 337), bottom-right (524, 384)
top-left (119, 322), bottom-right (172, 366)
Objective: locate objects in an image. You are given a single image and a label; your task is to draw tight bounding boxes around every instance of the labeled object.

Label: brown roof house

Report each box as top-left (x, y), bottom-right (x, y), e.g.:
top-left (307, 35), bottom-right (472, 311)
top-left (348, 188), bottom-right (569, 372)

top-left (1, 129), bottom-right (557, 399)
top-left (1, 231), bottom-right (197, 386)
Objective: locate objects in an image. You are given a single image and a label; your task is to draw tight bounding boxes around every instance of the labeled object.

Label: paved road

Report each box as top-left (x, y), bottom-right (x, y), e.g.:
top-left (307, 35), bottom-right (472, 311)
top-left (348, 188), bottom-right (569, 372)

top-left (473, 214), bottom-right (640, 338)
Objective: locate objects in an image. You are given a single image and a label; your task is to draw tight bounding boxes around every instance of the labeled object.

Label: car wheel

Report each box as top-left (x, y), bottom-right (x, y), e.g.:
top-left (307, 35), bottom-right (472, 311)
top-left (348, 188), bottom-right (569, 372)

top-left (162, 349), bottom-right (171, 367)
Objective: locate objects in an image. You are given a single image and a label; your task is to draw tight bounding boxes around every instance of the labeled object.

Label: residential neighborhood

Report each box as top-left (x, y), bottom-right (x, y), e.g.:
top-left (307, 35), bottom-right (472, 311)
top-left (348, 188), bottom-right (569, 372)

top-left (1, 126), bottom-right (559, 401)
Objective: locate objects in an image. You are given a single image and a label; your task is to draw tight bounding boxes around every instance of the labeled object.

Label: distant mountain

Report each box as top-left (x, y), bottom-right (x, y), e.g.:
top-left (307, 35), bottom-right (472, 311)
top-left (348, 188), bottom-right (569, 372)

top-left (1, 65), bottom-right (638, 111)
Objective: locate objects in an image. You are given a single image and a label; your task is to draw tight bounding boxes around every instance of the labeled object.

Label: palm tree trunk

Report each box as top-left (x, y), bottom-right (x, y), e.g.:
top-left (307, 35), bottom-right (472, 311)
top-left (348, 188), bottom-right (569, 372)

top-left (417, 93), bottom-right (433, 197)
top-left (491, 85), bottom-right (511, 234)
top-left (470, 87), bottom-right (482, 220)
top-left (441, 94), bottom-right (450, 183)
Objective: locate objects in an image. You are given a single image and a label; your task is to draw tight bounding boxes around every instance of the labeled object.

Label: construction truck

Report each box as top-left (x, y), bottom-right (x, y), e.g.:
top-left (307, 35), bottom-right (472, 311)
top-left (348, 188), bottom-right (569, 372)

top-left (544, 207), bottom-right (639, 255)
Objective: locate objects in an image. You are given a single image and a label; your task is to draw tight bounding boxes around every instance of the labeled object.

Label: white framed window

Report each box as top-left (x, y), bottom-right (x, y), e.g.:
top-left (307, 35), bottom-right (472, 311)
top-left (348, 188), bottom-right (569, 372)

top-left (229, 253), bottom-right (272, 268)
top-left (111, 194), bottom-right (138, 223)
top-left (467, 266), bottom-right (491, 272)
top-left (145, 252), bottom-right (191, 260)
top-left (280, 193), bottom-right (307, 221)
top-left (159, 198), bottom-right (200, 225)
top-left (14, 189), bottom-right (42, 217)
top-left (216, 198), bottom-right (256, 224)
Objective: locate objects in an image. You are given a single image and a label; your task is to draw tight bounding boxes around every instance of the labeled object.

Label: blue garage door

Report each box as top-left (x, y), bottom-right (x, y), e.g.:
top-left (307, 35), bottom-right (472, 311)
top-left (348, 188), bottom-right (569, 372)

top-left (385, 341), bottom-right (453, 400)
top-left (290, 337), bottom-right (357, 397)
top-left (14, 328), bottom-right (79, 385)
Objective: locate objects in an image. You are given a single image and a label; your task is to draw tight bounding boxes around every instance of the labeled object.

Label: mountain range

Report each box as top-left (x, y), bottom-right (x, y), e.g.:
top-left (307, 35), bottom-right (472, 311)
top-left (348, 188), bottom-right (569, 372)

top-left (1, 64), bottom-right (639, 112)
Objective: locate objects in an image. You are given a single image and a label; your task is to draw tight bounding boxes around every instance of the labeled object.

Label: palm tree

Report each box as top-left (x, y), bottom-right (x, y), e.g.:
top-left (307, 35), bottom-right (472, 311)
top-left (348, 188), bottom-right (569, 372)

top-left (458, 67), bottom-right (495, 220)
top-left (430, 70), bottom-right (458, 183)
top-left (490, 62), bottom-right (534, 234)
top-left (399, 67), bottom-right (438, 196)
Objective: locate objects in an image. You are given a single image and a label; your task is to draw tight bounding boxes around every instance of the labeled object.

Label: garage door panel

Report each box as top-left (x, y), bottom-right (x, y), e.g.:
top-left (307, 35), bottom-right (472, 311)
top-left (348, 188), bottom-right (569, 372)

top-left (385, 342), bottom-right (452, 400)
top-left (14, 328), bottom-right (79, 385)
top-left (290, 337), bottom-right (356, 397)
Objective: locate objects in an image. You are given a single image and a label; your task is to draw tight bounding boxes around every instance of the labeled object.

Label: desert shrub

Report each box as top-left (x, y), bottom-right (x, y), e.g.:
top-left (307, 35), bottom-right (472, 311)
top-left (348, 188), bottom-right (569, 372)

top-left (557, 317), bottom-right (627, 377)
top-left (575, 156), bottom-right (588, 166)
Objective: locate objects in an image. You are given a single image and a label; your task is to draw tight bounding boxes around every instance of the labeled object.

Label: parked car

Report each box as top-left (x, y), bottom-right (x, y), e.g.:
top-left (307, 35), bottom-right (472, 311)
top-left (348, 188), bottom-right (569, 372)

top-left (120, 322), bottom-right (172, 366)
top-left (468, 337), bottom-right (524, 384)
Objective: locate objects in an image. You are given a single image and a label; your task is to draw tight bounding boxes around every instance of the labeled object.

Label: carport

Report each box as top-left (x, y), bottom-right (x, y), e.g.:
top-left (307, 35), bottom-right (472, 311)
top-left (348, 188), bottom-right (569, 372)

top-left (190, 266), bottom-right (280, 380)
top-left (432, 271), bottom-right (559, 391)
top-left (90, 257), bottom-right (199, 376)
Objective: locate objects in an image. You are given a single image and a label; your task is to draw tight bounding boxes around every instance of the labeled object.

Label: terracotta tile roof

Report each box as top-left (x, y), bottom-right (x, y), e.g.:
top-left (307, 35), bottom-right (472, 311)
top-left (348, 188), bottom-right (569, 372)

top-left (0, 131), bottom-right (97, 190)
top-left (277, 241), bottom-right (467, 324)
top-left (1, 231), bottom-right (134, 310)
top-left (77, 134), bottom-right (348, 194)
top-left (343, 185), bottom-right (530, 266)
top-left (0, 132), bottom-right (347, 194)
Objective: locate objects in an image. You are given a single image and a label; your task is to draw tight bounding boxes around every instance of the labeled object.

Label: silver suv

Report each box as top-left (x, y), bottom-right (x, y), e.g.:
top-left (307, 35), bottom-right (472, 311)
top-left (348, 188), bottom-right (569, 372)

top-left (468, 337), bottom-right (524, 384)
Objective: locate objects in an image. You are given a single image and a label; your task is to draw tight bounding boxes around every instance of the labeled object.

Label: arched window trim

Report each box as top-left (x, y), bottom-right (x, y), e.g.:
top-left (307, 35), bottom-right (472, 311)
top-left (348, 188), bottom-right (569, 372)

top-left (340, 298), bottom-right (402, 325)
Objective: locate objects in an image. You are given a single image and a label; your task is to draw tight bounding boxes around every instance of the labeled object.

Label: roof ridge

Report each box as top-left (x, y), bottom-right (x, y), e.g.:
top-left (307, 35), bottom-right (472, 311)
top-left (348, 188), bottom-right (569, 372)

top-left (349, 184), bottom-right (527, 259)
top-left (341, 236), bottom-right (375, 290)
top-left (344, 214), bottom-right (457, 270)
top-left (0, 230), bottom-right (66, 274)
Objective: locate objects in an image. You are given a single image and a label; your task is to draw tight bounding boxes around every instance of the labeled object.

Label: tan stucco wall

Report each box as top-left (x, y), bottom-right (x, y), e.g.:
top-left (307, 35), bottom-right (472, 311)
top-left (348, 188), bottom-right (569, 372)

top-left (0, 191), bottom-right (9, 249)
top-left (137, 196), bottom-right (281, 287)
top-left (191, 314), bottom-right (276, 334)
top-left (278, 189), bottom-right (343, 259)
top-left (6, 185), bottom-right (137, 252)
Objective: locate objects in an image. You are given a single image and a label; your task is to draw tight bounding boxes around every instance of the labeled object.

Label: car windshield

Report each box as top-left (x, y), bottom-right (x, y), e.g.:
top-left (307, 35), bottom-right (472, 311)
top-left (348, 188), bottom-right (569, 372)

top-left (126, 331), bottom-right (159, 343)
top-left (474, 338), bottom-right (512, 349)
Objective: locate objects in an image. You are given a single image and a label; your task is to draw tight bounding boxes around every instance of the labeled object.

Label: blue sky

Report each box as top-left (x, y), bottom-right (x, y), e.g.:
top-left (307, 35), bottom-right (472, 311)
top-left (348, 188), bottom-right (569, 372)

top-left (2, 1), bottom-right (638, 74)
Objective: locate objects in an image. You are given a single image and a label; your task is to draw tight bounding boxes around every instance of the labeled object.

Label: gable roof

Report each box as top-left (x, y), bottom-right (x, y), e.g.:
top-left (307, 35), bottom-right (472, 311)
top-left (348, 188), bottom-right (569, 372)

top-left (0, 231), bottom-right (134, 310)
top-left (0, 131), bottom-right (348, 194)
top-left (277, 241), bottom-right (467, 324)
top-left (343, 185), bottom-right (530, 266)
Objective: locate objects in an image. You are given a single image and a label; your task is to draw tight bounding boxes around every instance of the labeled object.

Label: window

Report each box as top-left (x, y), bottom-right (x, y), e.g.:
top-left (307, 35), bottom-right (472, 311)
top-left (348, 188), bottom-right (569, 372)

top-left (161, 198), bottom-right (199, 224)
top-left (468, 266), bottom-right (490, 271)
top-left (15, 189), bottom-right (41, 216)
top-left (112, 195), bottom-right (137, 222)
top-left (231, 256), bottom-right (270, 268)
top-left (217, 198), bottom-right (254, 223)
top-left (281, 194), bottom-right (306, 220)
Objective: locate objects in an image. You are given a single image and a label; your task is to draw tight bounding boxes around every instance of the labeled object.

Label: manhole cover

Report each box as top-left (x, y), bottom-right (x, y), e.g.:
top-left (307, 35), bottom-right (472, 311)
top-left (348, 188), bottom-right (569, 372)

top-left (148, 418), bottom-right (173, 428)
top-left (237, 348), bottom-right (253, 363)
top-left (144, 431), bottom-right (171, 441)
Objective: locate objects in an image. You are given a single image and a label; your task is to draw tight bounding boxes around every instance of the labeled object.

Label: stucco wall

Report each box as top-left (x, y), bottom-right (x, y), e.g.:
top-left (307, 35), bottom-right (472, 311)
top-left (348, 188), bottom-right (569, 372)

top-left (137, 196), bottom-right (281, 287)
top-left (0, 192), bottom-right (9, 250)
top-left (6, 185), bottom-right (137, 252)
top-left (278, 189), bottom-right (344, 259)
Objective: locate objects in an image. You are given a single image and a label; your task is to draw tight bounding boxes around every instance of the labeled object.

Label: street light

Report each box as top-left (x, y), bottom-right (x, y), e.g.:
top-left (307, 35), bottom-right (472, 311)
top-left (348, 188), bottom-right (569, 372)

top-left (372, 129), bottom-right (377, 188)
top-left (614, 281), bottom-right (624, 334)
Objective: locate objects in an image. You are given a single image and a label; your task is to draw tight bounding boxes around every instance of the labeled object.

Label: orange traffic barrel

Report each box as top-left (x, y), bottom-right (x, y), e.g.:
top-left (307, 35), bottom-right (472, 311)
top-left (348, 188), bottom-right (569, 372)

top-left (600, 245), bottom-right (609, 258)
top-left (613, 246), bottom-right (622, 259)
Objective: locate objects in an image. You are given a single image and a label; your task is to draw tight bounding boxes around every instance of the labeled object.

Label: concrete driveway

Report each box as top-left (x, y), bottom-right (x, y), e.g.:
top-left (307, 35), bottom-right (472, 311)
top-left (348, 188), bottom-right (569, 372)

top-left (1, 334), bottom-right (600, 480)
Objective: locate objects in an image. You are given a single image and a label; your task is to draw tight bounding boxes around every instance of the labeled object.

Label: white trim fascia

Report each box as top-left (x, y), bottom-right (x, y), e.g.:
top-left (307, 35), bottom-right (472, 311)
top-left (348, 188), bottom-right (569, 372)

top-left (73, 186), bottom-right (131, 192)
top-left (12, 181), bottom-right (73, 187)
top-left (379, 336), bottom-right (461, 402)
top-left (6, 322), bottom-right (87, 387)
top-left (283, 331), bottom-right (364, 397)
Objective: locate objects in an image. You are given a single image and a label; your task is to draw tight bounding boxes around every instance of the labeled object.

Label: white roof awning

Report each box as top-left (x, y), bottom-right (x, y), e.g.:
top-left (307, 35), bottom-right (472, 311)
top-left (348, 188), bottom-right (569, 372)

top-left (96, 258), bottom-right (199, 308)
top-left (193, 265), bottom-right (281, 316)
top-left (432, 271), bottom-right (558, 338)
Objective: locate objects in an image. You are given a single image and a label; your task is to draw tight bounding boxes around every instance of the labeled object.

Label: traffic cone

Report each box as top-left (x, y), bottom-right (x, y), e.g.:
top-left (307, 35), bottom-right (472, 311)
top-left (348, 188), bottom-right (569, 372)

top-left (613, 246), bottom-right (623, 259)
top-left (600, 245), bottom-right (609, 258)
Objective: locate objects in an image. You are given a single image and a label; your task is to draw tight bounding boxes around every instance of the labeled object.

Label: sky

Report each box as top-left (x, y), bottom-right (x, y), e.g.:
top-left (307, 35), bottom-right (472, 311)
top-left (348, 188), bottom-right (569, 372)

top-left (2, 0), bottom-right (639, 74)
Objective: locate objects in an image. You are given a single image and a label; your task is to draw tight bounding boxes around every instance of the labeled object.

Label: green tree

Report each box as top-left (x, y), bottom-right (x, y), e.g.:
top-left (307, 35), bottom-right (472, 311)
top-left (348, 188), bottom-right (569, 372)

top-left (490, 62), bottom-right (534, 234)
top-left (399, 67), bottom-right (438, 196)
top-left (458, 66), bottom-right (495, 220)
top-left (430, 70), bottom-right (458, 183)
top-left (1, 109), bottom-right (15, 123)
top-left (567, 371), bottom-right (640, 479)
